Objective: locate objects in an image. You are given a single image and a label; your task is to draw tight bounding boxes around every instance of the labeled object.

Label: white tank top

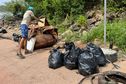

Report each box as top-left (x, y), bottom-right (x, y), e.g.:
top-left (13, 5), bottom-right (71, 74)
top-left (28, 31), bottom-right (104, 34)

top-left (21, 10), bottom-right (34, 26)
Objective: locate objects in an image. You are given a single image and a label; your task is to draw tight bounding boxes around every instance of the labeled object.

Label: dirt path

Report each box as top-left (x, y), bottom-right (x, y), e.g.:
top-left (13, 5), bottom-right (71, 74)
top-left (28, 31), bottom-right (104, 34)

top-left (0, 39), bottom-right (126, 84)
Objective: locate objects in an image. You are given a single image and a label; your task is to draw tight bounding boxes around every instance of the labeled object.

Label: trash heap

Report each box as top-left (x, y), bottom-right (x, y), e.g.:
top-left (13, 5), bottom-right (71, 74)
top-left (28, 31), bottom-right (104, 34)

top-left (12, 18), bottom-right (58, 51)
top-left (48, 42), bottom-right (107, 76)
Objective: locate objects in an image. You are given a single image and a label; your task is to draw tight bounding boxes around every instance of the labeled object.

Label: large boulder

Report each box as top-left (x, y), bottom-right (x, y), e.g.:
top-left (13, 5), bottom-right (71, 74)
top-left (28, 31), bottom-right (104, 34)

top-left (0, 27), bottom-right (7, 34)
top-left (86, 10), bottom-right (103, 29)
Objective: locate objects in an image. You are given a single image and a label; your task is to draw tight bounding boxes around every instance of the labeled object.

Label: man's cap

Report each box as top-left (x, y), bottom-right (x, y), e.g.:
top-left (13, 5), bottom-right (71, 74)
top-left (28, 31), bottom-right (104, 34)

top-left (28, 6), bottom-right (34, 11)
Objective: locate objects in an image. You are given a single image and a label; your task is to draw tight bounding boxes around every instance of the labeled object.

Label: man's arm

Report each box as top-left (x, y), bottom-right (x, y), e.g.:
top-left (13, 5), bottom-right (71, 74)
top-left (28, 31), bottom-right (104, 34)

top-left (30, 11), bottom-right (44, 24)
top-left (33, 16), bottom-right (44, 23)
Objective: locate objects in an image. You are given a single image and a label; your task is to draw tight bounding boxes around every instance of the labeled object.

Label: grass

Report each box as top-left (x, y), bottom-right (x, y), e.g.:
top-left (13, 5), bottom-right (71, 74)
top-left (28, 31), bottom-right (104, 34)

top-left (81, 19), bottom-right (126, 51)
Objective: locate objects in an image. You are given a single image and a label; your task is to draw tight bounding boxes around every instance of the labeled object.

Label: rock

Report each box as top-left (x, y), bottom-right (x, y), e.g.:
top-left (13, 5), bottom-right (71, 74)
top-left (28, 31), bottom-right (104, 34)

top-left (53, 41), bottom-right (65, 49)
top-left (119, 12), bottom-right (126, 19)
top-left (86, 10), bottom-right (103, 29)
top-left (87, 24), bottom-right (95, 29)
top-left (95, 21), bottom-right (101, 26)
top-left (81, 26), bottom-right (86, 30)
top-left (74, 41), bottom-right (84, 48)
top-left (0, 34), bottom-right (12, 40)
top-left (69, 23), bottom-right (80, 31)
top-left (86, 10), bottom-right (95, 19)
top-left (61, 29), bottom-right (73, 37)
top-left (87, 18), bottom-right (97, 25)
top-left (94, 10), bottom-right (103, 21)
top-left (0, 27), bottom-right (7, 34)
top-left (82, 31), bottom-right (88, 36)
top-left (79, 26), bottom-right (87, 33)
top-left (8, 26), bottom-right (12, 29)
top-left (113, 46), bottom-right (119, 52)
top-left (101, 48), bottom-right (118, 62)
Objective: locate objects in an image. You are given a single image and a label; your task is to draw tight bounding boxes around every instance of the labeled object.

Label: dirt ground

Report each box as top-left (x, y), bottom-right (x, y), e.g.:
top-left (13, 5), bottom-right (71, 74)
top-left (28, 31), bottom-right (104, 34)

top-left (0, 39), bottom-right (126, 84)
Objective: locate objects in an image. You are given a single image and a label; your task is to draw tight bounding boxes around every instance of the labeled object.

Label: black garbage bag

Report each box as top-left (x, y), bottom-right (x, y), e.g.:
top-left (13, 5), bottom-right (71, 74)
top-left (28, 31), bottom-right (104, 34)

top-left (12, 33), bottom-right (21, 42)
top-left (48, 48), bottom-right (64, 69)
top-left (78, 50), bottom-right (98, 76)
top-left (64, 42), bottom-right (81, 69)
top-left (64, 42), bottom-right (75, 51)
top-left (86, 43), bottom-right (107, 66)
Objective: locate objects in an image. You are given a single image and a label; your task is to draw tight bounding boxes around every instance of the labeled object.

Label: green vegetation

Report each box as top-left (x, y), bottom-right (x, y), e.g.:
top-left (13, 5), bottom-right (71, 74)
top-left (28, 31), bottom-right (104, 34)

top-left (81, 20), bottom-right (126, 50)
top-left (1, 0), bottom-right (126, 50)
top-left (1, 0), bottom-right (126, 20)
top-left (76, 15), bottom-right (87, 26)
top-left (1, 0), bottom-right (126, 23)
top-left (107, 0), bottom-right (126, 11)
top-left (81, 23), bottom-right (104, 43)
top-left (62, 20), bottom-right (126, 50)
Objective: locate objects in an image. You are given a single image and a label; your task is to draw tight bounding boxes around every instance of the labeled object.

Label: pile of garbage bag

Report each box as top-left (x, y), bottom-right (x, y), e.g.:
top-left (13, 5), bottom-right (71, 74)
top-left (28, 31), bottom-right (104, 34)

top-left (48, 42), bottom-right (107, 76)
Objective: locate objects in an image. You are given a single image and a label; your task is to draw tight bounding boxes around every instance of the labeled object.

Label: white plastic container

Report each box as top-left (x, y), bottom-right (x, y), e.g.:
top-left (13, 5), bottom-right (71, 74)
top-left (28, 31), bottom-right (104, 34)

top-left (27, 37), bottom-right (36, 52)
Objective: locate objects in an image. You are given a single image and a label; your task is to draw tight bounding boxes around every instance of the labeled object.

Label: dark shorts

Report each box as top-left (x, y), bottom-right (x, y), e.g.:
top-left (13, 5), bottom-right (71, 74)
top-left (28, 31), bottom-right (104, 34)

top-left (20, 24), bottom-right (28, 38)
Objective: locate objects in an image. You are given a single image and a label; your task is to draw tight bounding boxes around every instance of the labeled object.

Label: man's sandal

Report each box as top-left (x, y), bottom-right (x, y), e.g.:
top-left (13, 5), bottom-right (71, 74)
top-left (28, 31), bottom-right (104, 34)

top-left (17, 53), bottom-right (25, 59)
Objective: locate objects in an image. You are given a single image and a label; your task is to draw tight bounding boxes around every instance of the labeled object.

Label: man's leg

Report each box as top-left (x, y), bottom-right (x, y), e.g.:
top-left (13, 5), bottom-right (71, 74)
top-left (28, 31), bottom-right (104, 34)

top-left (18, 24), bottom-right (29, 57)
top-left (24, 38), bottom-right (29, 54)
top-left (17, 37), bottom-right (25, 59)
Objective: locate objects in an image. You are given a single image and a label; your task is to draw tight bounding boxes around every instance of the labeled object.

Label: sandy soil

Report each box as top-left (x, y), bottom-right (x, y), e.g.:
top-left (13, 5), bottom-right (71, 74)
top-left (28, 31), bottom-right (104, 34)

top-left (0, 39), bottom-right (126, 84)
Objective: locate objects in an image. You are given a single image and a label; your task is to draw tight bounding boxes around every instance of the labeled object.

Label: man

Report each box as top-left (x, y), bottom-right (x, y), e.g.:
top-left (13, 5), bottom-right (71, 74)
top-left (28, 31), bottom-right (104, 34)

top-left (17, 6), bottom-right (43, 59)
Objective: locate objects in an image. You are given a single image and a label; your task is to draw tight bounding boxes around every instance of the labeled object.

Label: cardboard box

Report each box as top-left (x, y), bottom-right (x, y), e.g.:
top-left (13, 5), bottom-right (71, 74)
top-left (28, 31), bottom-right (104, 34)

top-left (38, 18), bottom-right (50, 27)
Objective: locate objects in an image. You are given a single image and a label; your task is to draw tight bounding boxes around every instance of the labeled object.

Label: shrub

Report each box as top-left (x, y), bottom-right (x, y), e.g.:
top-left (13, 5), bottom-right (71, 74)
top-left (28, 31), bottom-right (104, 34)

top-left (76, 15), bottom-right (87, 26)
top-left (81, 20), bottom-right (126, 50)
